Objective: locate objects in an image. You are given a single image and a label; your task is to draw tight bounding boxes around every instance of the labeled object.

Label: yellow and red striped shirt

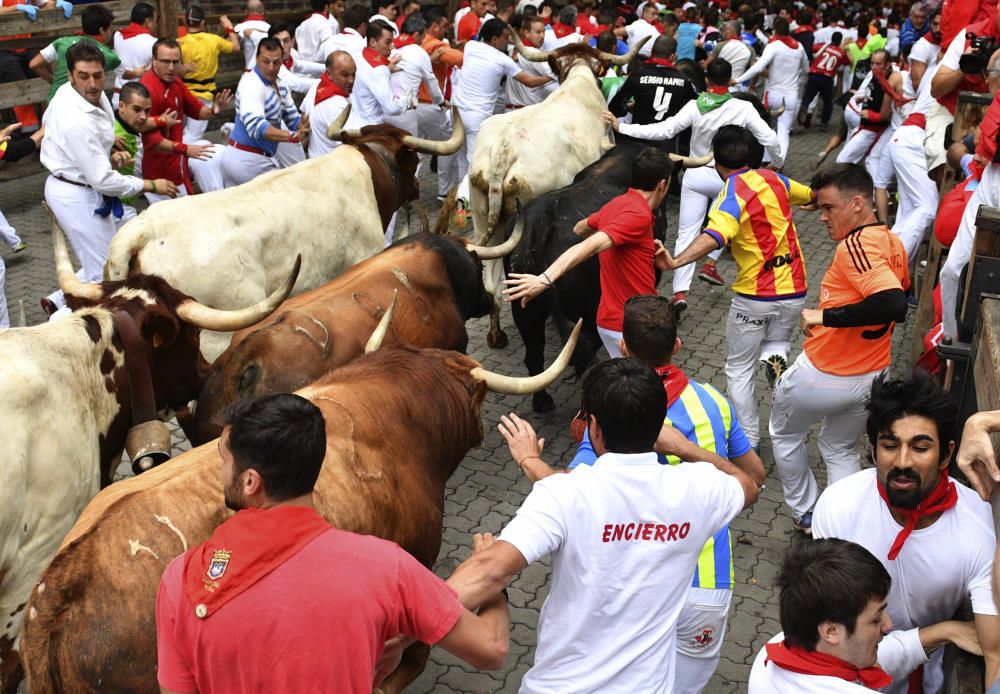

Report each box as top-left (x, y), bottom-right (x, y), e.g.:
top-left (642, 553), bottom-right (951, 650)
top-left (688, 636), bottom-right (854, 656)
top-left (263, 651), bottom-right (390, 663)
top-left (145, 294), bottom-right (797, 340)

top-left (703, 168), bottom-right (813, 299)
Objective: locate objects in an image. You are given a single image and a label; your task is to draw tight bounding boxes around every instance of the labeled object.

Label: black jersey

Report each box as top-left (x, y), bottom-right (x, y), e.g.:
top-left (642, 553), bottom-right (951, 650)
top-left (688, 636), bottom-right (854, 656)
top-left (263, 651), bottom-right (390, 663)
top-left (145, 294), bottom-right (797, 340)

top-left (608, 61), bottom-right (698, 127)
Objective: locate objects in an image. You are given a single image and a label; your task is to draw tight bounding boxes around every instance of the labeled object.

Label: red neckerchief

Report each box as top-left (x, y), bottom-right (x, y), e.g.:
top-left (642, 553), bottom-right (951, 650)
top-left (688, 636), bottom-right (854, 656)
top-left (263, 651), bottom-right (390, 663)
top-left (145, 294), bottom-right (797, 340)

top-left (794, 24), bottom-right (815, 32)
top-left (876, 471), bottom-right (958, 560)
top-left (654, 365), bottom-right (689, 407)
top-left (872, 68), bottom-right (910, 107)
top-left (765, 641), bottom-right (893, 689)
top-left (596, 23), bottom-right (611, 33)
top-left (645, 57), bottom-right (675, 67)
top-left (652, 20), bottom-right (665, 32)
top-left (706, 85), bottom-right (729, 94)
top-left (183, 506), bottom-right (331, 617)
top-left (924, 30), bottom-right (941, 45)
top-left (119, 22), bottom-right (153, 40)
top-left (552, 21), bottom-right (575, 38)
top-left (394, 32), bottom-right (417, 48)
top-left (770, 34), bottom-right (800, 50)
top-left (283, 56), bottom-right (294, 69)
top-left (857, 37), bottom-right (868, 49)
top-left (362, 46), bottom-right (389, 68)
top-left (244, 13), bottom-right (265, 21)
top-left (314, 72), bottom-right (349, 106)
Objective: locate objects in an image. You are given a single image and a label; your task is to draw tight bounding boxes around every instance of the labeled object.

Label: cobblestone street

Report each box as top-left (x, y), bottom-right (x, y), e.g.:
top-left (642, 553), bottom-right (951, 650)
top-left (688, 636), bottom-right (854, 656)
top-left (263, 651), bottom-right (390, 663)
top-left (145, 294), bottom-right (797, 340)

top-left (1, 121), bottom-right (915, 692)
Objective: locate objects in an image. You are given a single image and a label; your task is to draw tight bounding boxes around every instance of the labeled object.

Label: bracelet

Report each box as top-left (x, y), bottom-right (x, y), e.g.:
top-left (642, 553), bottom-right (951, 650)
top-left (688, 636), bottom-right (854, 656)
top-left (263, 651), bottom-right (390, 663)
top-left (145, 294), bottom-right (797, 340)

top-left (540, 272), bottom-right (554, 287)
top-left (518, 455), bottom-right (544, 470)
top-left (149, 179), bottom-right (158, 194)
top-left (288, 132), bottom-right (300, 144)
top-left (175, 142), bottom-right (188, 156)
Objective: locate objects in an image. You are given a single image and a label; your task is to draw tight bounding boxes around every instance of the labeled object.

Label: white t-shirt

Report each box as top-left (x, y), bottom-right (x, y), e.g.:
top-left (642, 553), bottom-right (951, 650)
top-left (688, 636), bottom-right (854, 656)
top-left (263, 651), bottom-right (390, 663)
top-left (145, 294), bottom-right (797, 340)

top-left (626, 18), bottom-right (660, 57)
top-left (390, 42), bottom-right (443, 107)
top-left (940, 25), bottom-right (973, 74)
top-left (112, 31), bottom-right (157, 93)
top-left (739, 38), bottom-right (809, 94)
top-left (714, 38), bottom-right (755, 81)
top-left (813, 468), bottom-right (997, 694)
top-left (295, 12), bottom-right (334, 63)
top-left (499, 452), bottom-right (745, 694)
top-left (233, 18), bottom-right (270, 69)
top-left (320, 27), bottom-right (364, 59)
top-left (505, 52), bottom-right (557, 107)
top-left (748, 630), bottom-right (929, 693)
top-left (909, 36), bottom-right (940, 73)
top-left (300, 83), bottom-right (347, 157)
top-left (452, 39), bottom-right (521, 131)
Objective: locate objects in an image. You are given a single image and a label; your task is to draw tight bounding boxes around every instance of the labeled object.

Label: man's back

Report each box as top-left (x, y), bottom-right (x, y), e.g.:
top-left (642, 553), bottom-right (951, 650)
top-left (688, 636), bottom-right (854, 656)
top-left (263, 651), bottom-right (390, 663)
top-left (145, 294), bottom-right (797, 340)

top-left (157, 527), bottom-right (462, 694)
top-left (499, 454), bottom-right (744, 693)
top-left (608, 60), bottom-right (697, 127)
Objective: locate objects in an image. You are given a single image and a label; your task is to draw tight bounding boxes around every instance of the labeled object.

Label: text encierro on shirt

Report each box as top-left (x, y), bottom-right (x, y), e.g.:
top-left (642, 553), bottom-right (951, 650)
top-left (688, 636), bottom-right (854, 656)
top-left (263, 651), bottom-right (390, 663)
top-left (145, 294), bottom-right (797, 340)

top-left (602, 522), bottom-right (692, 543)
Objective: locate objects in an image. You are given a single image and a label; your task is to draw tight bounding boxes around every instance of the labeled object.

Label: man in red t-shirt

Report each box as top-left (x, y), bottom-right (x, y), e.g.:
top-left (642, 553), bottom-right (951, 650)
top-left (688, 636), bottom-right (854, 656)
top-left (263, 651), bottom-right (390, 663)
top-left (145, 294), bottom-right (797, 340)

top-left (799, 30), bottom-right (848, 128)
top-left (457, 0), bottom-right (489, 44)
top-left (503, 148), bottom-right (670, 357)
top-left (140, 38), bottom-right (233, 202)
top-left (156, 393), bottom-right (510, 694)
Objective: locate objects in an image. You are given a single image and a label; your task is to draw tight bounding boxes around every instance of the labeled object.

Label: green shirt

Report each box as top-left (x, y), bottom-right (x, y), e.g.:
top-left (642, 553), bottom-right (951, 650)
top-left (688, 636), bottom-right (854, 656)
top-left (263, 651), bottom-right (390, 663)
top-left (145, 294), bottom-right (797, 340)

top-left (42, 35), bottom-right (121, 103)
top-left (113, 117), bottom-right (142, 206)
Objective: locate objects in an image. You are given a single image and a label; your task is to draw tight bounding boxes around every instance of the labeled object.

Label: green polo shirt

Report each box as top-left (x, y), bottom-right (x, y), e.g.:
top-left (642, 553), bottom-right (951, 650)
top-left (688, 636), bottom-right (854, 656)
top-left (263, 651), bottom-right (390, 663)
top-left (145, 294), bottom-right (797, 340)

top-left (41, 35), bottom-right (121, 103)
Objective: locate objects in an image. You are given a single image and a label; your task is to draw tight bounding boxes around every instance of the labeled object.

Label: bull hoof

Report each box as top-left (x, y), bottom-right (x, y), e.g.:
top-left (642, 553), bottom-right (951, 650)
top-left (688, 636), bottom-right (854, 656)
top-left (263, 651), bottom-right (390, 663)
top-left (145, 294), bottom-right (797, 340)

top-left (532, 391), bottom-right (555, 413)
top-left (487, 328), bottom-right (509, 349)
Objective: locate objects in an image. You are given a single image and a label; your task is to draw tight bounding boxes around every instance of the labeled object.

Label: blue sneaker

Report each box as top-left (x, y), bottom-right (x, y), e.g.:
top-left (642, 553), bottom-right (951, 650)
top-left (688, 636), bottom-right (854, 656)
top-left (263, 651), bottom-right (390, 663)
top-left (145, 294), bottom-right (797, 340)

top-left (793, 511), bottom-right (813, 535)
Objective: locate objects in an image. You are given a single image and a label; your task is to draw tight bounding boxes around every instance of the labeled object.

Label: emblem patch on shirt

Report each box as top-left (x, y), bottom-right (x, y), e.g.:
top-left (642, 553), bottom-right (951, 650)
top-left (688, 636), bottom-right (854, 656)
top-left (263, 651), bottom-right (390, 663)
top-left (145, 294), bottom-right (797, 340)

top-left (207, 550), bottom-right (232, 580)
top-left (692, 625), bottom-right (715, 649)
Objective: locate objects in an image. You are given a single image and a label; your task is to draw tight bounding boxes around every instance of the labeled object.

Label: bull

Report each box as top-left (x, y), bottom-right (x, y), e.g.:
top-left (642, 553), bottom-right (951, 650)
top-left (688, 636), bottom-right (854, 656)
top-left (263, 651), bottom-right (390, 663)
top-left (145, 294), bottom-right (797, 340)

top-left (104, 106), bottom-right (465, 361)
top-left (0, 221), bottom-right (298, 694)
top-left (19, 307), bottom-right (582, 694)
top-left (191, 226), bottom-right (522, 444)
top-left (470, 32), bottom-right (647, 348)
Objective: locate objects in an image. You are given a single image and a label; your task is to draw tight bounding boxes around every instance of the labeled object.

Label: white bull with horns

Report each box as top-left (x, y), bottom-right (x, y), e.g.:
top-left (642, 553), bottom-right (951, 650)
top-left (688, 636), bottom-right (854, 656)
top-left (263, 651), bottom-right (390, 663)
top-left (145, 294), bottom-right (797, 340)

top-left (469, 32), bottom-right (648, 348)
top-left (104, 106), bottom-right (465, 361)
top-left (0, 218), bottom-right (298, 692)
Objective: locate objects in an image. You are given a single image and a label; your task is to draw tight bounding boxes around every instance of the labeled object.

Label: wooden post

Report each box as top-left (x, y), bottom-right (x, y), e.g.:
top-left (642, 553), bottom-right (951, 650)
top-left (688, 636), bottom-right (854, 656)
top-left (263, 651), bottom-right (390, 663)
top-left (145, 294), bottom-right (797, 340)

top-left (158, 0), bottom-right (180, 38)
top-left (960, 206), bottom-right (1000, 330)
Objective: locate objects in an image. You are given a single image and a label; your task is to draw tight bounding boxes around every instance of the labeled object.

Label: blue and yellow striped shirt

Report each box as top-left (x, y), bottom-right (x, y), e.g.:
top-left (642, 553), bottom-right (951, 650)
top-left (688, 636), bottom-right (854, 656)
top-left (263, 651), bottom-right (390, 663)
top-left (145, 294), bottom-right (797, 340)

top-left (569, 378), bottom-right (751, 590)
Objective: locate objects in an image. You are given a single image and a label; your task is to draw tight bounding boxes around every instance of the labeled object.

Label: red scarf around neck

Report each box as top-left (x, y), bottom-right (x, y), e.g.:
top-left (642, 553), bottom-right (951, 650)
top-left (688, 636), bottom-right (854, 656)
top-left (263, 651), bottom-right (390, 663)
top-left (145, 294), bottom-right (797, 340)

top-left (183, 505), bottom-right (331, 618)
top-left (706, 85), bottom-right (729, 94)
top-left (244, 13), bottom-right (265, 21)
top-left (552, 21), bottom-right (576, 38)
top-left (770, 34), bottom-right (800, 50)
top-left (314, 72), bottom-right (349, 106)
top-left (119, 22), bottom-right (153, 40)
top-left (362, 46), bottom-right (389, 68)
top-left (394, 33), bottom-right (417, 48)
top-left (876, 471), bottom-right (957, 560)
top-left (794, 24), bottom-right (815, 33)
top-left (654, 365), bottom-right (689, 407)
top-left (872, 68), bottom-right (910, 108)
top-left (645, 57), bottom-right (675, 67)
top-left (766, 640), bottom-right (893, 689)
top-left (283, 55), bottom-right (294, 69)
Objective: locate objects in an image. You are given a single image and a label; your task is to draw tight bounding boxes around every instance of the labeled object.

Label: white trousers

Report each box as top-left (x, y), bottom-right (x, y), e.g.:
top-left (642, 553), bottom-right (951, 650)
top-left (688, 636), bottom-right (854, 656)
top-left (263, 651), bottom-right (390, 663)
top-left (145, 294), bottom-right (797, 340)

top-left (145, 182), bottom-right (189, 205)
top-left (675, 587), bottom-right (732, 694)
top-left (182, 96), bottom-right (212, 142)
top-left (836, 126), bottom-right (883, 173)
top-left (44, 176), bottom-right (119, 308)
top-left (883, 125), bottom-right (939, 262)
top-left (597, 325), bottom-right (623, 358)
top-left (768, 351), bottom-right (883, 518)
top-left (189, 140), bottom-right (226, 193)
top-left (456, 127), bottom-right (479, 185)
top-left (0, 256), bottom-right (8, 328)
top-left (764, 88), bottom-right (798, 163)
top-left (113, 204), bottom-right (138, 231)
top-left (725, 294), bottom-right (805, 446)
top-left (275, 141), bottom-right (306, 169)
top-left (0, 209), bottom-right (21, 248)
top-left (221, 145), bottom-right (278, 188)
top-left (942, 162), bottom-right (1000, 337)
top-left (843, 105), bottom-right (861, 137)
top-left (675, 166), bottom-right (725, 294)
top-left (417, 104), bottom-right (459, 196)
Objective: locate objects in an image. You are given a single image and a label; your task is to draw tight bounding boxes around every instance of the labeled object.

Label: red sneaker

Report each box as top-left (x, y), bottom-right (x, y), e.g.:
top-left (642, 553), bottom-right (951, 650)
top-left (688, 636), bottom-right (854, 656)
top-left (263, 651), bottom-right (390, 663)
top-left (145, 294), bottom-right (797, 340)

top-left (672, 292), bottom-right (688, 317)
top-left (698, 263), bottom-right (725, 286)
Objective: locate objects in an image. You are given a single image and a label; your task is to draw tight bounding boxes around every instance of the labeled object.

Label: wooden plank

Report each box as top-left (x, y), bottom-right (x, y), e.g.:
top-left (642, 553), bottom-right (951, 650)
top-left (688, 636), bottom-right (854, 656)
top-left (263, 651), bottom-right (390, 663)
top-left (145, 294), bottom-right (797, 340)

top-left (961, 206), bottom-right (1000, 327)
top-left (0, 0), bottom-right (132, 40)
top-left (973, 297), bottom-right (1000, 411)
top-left (0, 73), bottom-right (117, 110)
top-left (912, 237), bottom-right (948, 364)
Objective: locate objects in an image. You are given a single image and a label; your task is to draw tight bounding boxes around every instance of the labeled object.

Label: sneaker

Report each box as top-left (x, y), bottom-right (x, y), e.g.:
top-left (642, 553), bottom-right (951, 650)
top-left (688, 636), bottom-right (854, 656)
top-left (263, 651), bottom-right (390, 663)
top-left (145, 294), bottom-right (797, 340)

top-left (793, 511), bottom-right (813, 535)
top-left (697, 263), bottom-right (725, 286)
top-left (11, 242), bottom-right (26, 254)
top-left (802, 112), bottom-right (812, 129)
top-left (761, 354), bottom-right (788, 388)
top-left (672, 292), bottom-right (688, 317)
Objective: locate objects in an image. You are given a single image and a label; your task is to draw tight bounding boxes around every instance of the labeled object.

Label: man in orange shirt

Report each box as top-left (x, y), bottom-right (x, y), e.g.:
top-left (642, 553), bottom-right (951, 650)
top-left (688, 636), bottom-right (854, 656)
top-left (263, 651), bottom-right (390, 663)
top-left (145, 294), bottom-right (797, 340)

top-left (419, 6), bottom-right (464, 200)
top-left (768, 163), bottom-right (909, 536)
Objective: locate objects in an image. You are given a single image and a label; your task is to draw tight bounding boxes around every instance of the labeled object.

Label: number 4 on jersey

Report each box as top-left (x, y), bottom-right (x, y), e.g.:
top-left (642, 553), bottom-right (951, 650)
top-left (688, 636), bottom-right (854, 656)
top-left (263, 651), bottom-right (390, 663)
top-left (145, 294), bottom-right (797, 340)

top-left (653, 87), bottom-right (673, 121)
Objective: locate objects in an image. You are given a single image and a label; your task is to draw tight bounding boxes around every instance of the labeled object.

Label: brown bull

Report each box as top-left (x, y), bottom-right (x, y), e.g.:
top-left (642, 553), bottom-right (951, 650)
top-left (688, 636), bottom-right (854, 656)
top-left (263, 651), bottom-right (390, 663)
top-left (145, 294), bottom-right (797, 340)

top-left (190, 227), bottom-right (524, 445)
top-left (20, 313), bottom-right (581, 694)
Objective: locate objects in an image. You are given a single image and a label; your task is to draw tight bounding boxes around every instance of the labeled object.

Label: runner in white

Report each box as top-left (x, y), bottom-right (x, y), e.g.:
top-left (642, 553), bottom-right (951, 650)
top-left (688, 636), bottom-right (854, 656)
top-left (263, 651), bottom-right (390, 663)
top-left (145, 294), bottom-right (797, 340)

top-left (232, 0), bottom-right (270, 70)
top-left (112, 2), bottom-right (158, 107)
top-left (301, 50), bottom-right (355, 158)
top-left (294, 0), bottom-right (334, 63)
top-left (385, 14), bottom-right (444, 138)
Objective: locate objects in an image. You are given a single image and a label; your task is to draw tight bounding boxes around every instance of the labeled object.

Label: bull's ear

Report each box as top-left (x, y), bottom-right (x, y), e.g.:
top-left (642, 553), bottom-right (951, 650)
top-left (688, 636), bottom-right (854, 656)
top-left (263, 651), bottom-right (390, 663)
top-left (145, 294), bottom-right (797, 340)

top-left (139, 312), bottom-right (180, 350)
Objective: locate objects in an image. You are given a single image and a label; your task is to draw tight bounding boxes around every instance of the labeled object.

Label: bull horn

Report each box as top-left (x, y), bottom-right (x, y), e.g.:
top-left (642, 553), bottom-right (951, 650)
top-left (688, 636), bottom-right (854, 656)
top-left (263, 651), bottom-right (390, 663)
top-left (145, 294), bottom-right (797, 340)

top-left (365, 289), bottom-right (397, 353)
top-left (47, 203), bottom-right (103, 302)
top-left (599, 34), bottom-right (648, 66)
top-left (401, 108), bottom-right (465, 155)
top-left (769, 105), bottom-right (785, 117)
top-left (466, 197), bottom-right (524, 259)
top-left (669, 152), bottom-right (715, 168)
top-left (176, 255), bottom-right (301, 331)
top-left (326, 103), bottom-right (363, 141)
top-left (471, 319), bottom-right (582, 394)
top-left (510, 28), bottom-right (550, 62)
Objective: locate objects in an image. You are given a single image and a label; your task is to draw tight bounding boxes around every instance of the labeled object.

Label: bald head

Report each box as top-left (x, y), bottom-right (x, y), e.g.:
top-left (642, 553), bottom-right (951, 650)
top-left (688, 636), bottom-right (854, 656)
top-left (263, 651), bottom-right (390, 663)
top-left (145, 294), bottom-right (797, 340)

top-left (246, 0), bottom-right (264, 14)
top-left (326, 50), bottom-right (356, 94)
top-left (650, 35), bottom-right (677, 60)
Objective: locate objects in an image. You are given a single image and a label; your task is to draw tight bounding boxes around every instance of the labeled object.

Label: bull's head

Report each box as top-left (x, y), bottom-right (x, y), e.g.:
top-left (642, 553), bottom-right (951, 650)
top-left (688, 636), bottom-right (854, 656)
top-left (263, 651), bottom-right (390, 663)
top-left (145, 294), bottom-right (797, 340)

top-left (510, 31), bottom-right (648, 82)
top-left (49, 210), bottom-right (299, 474)
top-left (325, 104), bottom-right (465, 228)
